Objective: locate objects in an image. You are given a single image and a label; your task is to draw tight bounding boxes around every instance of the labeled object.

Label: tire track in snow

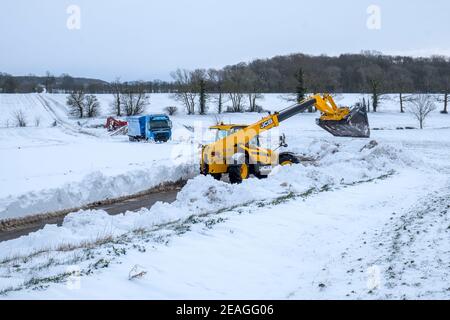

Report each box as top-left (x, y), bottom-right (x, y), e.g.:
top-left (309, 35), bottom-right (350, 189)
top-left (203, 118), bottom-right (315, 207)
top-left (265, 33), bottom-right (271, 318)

top-left (373, 186), bottom-right (450, 299)
top-left (35, 94), bottom-right (99, 137)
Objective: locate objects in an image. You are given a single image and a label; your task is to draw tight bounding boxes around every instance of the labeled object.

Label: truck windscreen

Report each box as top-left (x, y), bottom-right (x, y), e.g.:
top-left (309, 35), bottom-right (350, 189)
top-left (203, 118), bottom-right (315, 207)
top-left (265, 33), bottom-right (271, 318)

top-left (150, 120), bottom-right (169, 129)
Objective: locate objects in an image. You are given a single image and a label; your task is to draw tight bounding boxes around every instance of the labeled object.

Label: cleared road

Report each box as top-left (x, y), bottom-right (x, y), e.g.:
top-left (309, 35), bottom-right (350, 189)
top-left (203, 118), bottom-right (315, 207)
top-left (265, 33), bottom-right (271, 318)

top-left (0, 188), bottom-right (180, 243)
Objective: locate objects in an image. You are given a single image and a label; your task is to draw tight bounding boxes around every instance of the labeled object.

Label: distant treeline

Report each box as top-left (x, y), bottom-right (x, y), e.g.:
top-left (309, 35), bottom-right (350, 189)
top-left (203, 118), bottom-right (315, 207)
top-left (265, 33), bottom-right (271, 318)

top-left (1, 52), bottom-right (450, 94)
top-left (0, 73), bottom-right (174, 94)
top-left (209, 52), bottom-right (450, 94)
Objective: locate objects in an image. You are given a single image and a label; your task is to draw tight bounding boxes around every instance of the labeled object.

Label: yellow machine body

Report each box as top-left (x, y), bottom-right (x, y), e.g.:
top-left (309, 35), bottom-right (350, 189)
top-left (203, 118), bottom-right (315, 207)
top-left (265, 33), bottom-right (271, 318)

top-left (200, 94), bottom-right (370, 183)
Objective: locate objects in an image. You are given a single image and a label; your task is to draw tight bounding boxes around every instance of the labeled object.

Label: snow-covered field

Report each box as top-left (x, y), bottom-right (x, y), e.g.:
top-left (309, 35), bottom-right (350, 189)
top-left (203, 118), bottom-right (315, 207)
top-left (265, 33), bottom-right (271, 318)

top-left (0, 93), bottom-right (449, 299)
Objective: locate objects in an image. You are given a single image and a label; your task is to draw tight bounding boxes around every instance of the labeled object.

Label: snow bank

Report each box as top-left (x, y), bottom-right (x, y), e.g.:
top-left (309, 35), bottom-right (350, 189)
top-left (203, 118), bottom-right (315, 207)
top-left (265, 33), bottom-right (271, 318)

top-left (0, 139), bottom-right (417, 259)
top-left (0, 162), bottom-right (197, 221)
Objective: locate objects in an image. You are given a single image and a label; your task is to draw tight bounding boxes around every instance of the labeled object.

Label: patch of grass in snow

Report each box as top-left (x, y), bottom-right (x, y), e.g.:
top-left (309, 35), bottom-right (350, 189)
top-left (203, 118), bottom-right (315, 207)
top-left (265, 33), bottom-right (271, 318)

top-left (0, 248), bottom-right (50, 265)
top-left (108, 246), bottom-right (126, 257)
top-left (0, 286), bottom-right (16, 296)
top-left (55, 234), bottom-right (115, 252)
top-left (0, 234), bottom-right (115, 267)
top-left (343, 170), bottom-right (396, 187)
top-left (204, 217), bottom-right (226, 229)
top-left (269, 192), bottom-right (297, 206)
top-left (185, 215), bottom-right (203, 225)
top-left (35, 252), bottom-right (85, 271)
top-left (0, 271), bottom-right (77, 296)
top-left (25, 273), bottom-right (73, 290)
top-left (90, 258), bottom-right (110, 270)
top-left (174, 224), bottom-right (191, 235)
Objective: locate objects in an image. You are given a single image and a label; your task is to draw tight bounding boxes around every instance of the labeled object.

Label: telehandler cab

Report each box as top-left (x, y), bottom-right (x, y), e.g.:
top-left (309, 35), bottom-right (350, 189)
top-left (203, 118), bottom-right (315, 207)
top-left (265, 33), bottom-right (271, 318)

top-left (200, 94), bottom-right (370, 184)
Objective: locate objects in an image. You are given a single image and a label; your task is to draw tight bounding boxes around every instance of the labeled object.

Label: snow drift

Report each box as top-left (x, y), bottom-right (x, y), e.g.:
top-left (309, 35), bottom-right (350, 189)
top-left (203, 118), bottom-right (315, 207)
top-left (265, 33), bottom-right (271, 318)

top-left (0, 162), bottom-right (197, 221)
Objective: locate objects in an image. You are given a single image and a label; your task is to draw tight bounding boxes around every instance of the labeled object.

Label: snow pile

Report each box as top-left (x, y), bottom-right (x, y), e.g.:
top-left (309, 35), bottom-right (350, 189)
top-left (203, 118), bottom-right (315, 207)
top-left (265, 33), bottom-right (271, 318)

top-left (0, 139), bottom-right (417, 259)
top-left (0, 162), bottom-right (197, 221)
top-left (166, 139), bottom-right (416, 215)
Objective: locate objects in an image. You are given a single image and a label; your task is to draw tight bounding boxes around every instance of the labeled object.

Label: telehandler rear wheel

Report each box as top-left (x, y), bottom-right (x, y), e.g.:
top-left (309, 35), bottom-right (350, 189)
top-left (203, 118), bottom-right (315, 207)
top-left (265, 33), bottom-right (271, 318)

top-left (229, 163), bottom-right (250, 184)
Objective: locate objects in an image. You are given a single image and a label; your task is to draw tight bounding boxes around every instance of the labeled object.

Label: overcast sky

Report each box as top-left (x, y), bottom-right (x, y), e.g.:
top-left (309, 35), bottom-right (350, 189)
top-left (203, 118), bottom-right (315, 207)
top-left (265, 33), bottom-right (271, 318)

top-left (1, 0), bottom-right (449, 81)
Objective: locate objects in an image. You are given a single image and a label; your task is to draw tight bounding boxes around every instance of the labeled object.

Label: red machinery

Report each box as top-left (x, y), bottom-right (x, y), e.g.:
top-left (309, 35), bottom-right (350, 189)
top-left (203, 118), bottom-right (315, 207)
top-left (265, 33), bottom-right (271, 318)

top-left (105, 117), bottom-right (127, 132)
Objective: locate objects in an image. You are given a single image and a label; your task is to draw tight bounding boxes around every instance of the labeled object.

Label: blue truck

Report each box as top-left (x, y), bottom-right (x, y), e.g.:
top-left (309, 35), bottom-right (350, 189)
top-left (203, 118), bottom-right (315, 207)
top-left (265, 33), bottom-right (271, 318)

top-left (127, 114), bottom-right (172, 142)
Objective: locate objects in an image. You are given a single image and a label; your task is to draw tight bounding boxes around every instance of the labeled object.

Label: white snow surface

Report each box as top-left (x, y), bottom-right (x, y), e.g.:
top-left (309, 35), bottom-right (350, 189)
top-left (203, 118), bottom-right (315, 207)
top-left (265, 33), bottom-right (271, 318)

top-left (0, 93), bottom-right (449, 299)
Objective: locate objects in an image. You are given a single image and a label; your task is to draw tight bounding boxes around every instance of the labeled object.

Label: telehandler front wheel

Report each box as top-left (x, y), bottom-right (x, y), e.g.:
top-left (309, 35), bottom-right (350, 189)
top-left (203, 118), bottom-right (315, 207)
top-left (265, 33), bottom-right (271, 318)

top-left (228, 163), bottom-right (250, 184)
top-left (279, 153), bottom-right (300, 166)
top-left (202, 164), bottom-right (222, 181)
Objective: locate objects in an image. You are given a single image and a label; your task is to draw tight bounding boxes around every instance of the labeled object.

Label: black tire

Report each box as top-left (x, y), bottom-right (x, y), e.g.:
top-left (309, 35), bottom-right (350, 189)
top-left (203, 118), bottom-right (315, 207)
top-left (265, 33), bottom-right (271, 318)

top-left (279, 153), bottom-right (300, 166)
top-left (254, 172), bottom-right (268, 179)
top-left (202, 164), bottom-right (222, 180)
top-left (229, 163), bottom-right (250, 184)
top-left (228, 166), bottom-right (242, 184)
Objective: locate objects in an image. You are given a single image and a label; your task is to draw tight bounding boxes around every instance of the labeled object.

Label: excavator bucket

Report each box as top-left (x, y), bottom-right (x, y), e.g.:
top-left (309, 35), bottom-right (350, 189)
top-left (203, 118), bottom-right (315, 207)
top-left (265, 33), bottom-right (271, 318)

top-left (316, 106), bottom-right (370, 138)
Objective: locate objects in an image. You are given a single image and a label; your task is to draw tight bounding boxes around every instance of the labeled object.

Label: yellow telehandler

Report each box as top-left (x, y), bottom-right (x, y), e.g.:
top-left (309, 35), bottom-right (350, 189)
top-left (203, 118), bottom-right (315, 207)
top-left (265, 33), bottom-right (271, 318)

top-left (200, 94), bottom-right (370, 183)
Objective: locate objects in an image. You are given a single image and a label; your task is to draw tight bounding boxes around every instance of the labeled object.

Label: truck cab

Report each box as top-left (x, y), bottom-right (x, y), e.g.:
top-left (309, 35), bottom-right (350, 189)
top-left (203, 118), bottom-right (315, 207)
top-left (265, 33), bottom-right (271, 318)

top-left (127, 114), bottom-right (172, 143)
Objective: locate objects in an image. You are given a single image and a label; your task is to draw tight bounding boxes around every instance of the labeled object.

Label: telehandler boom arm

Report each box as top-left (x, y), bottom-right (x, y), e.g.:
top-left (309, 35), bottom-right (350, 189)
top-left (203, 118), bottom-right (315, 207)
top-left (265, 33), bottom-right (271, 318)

top-left (217, 94), bottom-right (369, 148)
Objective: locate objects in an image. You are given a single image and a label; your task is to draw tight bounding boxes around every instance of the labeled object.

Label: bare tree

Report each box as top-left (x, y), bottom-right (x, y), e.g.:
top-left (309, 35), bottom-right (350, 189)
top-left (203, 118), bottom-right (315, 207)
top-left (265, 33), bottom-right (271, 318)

top-left (34, 116), bottom-right (41, 127)
top-left (435, 75), bottom-right (449, 114)
top-left (436, 93), bottom-right (448, 114)
top-left (245, 69), bottom-right (264, 112)
top-left (164, 106), bottom-right (178, 115)
top-left (214, 93), bottom-right (229, 114)
top-left (247, 92), bottom-right (264, 112)
top-left (44, 71), bottom-right (56, 93)
top-left (213, 114), bottom-right (224, 125)
top-left (208, 69), bottom-right (227, 114)
top-left (67, 90), bottom-right (85, 118)
top-left (369, 78), bottom-right (382, 112)
top-left (387, 66), bottom-right (414, 113)
top-left (120, 82), bottom-right (149, 116)
top-left (110, 78), bottom-right (122, 116)
top-left (223, 64), bottom-right (246, 112)
top-left (13, 110), bottom-right (27, 127)
top-left (191, 69), bottom-right (209, 115)
top-left (359, 64), bottom-right (387, 112)
top-left (408, 94), bottom-right (436, 129)
top-left (356, 95), bottom-right (371, 113)
top-left (85, 94), bottom-right (100, 118)
top-left (227, 92), bottom-right (245, 112)
top-left (397, 93), bottom-right (414, 114)
top-left (171, 69), bottom-right (197, 115)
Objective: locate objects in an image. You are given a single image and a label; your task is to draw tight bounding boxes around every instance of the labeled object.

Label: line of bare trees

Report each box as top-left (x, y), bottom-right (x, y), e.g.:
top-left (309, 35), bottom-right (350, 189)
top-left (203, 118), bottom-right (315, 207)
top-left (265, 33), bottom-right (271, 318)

top-left (170, 65), bottom-right (267, 115)
top-left (109, 80), bottom-right (150, 117)
top-left (66, 90), bottom-right (101, 119)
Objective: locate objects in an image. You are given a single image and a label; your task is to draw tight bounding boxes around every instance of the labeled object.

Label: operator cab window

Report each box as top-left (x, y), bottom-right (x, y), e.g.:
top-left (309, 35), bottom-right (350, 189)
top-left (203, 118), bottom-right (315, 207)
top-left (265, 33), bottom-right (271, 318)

top-left (215, 130), bottom-right (229, 141)
top-left (249, 136), bottom-right (260, 147)
top-left (213, 126), bottom-right (250, 142)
